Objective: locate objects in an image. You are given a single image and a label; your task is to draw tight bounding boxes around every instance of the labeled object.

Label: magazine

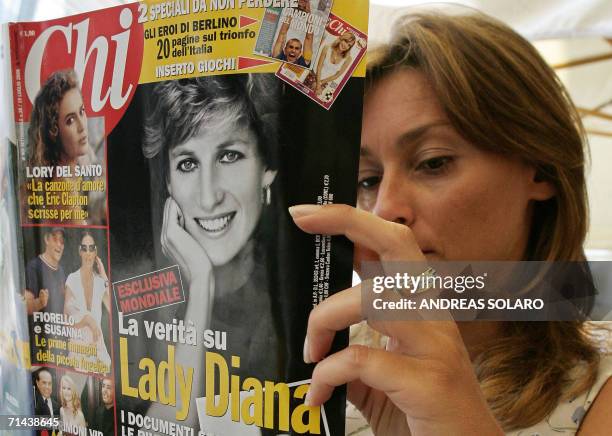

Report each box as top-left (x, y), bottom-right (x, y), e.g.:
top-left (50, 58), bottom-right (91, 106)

top-left (276, 13), bottom-right (367, 109)
top-left (253, 0), bottom-right (333, 69)
top-left (0, 138), bottom-right (34, 433)
top-left (3, 1), bottom-right (369, 435)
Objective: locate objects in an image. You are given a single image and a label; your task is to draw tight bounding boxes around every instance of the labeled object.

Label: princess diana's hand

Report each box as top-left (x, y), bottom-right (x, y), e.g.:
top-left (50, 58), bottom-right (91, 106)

top-left (161, 196), bottom-right (213, 287)
top-left (153, 196), bottom-right (215, 425)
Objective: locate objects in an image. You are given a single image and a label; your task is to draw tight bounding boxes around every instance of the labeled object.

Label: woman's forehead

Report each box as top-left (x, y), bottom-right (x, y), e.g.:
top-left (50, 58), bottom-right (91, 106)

top-left (367, 70), bottom-right (443, 116)
top-left (171, 118), bottom-right (256, 155)
top-left (58, 88), bottom-right (82, 114)
top-left (81, 234), bottom-right (94, 243)
top-left (171, 109), bottom-right (243, 146)
top-left (362, 70), bottom-right (449, 146)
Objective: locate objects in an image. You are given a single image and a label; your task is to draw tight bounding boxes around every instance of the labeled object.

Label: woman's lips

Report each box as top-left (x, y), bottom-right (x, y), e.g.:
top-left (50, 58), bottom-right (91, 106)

top-left (195, 212), bottom-right (236, 235)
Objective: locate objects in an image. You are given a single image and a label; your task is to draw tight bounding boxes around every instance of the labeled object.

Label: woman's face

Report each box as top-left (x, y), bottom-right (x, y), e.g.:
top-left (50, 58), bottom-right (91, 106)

top-left (168, 116), bottom-right (276, 267)
top-left (57, 88), bottom-right (88, 162)
top-left (359, 70), bottom-right (554, 262)
top-left (339, 36), bottom-right (354, 54)
top-left (79, 234), bottom-right (97, 268)
top-left (61, 379), bottom-right (73, 403)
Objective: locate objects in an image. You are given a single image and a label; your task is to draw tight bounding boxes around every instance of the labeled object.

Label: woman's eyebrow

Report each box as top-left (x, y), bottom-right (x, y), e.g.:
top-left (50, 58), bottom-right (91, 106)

top-left (169, 146), bottom-right (195, 158)
top-left (360, 121), bottom-right (452, 155)
top-left (216, 140), bottom-right (249, 150)
top-left (395, 121), bottom-right (450, 150)
top-left (63, 111), bottom-right (77, 122)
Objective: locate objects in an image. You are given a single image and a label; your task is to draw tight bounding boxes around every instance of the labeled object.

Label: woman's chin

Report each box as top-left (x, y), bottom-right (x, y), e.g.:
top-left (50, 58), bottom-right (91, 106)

top-left (73, 145), bottom-right (90, 161)
top-left (207, 249), bottom-right (236, 268)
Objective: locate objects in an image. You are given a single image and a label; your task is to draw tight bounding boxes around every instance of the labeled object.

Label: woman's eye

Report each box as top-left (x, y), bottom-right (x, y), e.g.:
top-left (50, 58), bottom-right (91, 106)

top-left (80, 106), bottom-right (85, 116)
top-left (177, 158), bottom-right (198, 173)
top-left (415, 156), bottom-right (453, 174)
top-left (358, 176), bottom-right (381, 190)
top-left (66, 116), bottom-right (74, 126)
top-left (219, 150), bottom-right (244, 164)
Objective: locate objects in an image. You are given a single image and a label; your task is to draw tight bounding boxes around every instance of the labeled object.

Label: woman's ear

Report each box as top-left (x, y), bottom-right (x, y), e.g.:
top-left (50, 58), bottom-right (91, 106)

top-left (528, 167), bottom-right (556, 201)
top-left (263, 169), bottom-right (277, 187)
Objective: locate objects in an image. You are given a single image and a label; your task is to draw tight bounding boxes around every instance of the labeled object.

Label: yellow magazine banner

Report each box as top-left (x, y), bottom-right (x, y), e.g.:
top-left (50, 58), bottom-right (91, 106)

top-left (139, 0), bottom-right (368, 82)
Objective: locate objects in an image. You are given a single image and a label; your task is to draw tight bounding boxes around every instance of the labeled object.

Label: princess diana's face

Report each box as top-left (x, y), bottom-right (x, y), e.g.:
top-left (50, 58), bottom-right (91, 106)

top-left (168, 117), bottom-right (276, 267)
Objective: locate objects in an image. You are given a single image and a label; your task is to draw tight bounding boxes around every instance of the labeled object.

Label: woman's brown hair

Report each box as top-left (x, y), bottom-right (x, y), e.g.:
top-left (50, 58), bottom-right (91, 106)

top-left (368, 11), bottom-right (599, 430)
top-left (28, 69), bottom-right (80, 167)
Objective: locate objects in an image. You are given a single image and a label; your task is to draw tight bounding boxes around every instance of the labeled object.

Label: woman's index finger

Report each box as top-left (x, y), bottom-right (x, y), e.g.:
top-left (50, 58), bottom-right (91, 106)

top-left (290, 204), bottom-right (424, 262)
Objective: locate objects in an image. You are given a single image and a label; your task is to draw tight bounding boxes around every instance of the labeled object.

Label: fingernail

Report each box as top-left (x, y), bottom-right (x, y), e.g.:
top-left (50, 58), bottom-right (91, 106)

top-left (304, 389), bottom-right (313, 406)
top-left (289, 204), bottom-right (322, 219)
top-left (303, 337), bottom-right (312, 364)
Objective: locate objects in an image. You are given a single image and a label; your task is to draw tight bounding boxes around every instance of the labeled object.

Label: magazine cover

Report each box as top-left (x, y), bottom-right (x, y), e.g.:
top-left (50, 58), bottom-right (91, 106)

top-left (0, 138), bottom-right (34, 433)
top-left (253, 0), bottom-right (333, 69)
top-left (4, 1), bottom-right (368, 435)
top-left (276, 13), bottom-right (367, 109)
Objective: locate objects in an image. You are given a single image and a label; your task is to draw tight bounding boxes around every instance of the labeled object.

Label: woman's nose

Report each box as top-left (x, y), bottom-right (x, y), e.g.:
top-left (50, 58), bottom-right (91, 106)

top-left (77, 114), bottom-right (85, 132)
top-left (198, 169), bottom-right (224, 210)
top-left (372, 173), bottom-right (415, 226)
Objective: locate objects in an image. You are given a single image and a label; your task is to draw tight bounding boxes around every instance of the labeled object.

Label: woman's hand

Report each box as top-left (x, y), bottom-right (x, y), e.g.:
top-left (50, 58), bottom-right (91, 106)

top-left (289, 204), bottom-right (503, 436)
top-left (149, 197), bottom-right (215, 425)
top-left (161, 197), bottom-right (213, 286)
top-left (82, 314), bottom-right (102, 342)
top-left (95, 256), bottom-right (108, 282)
top-left (161, 196), bottom-right (214, 324)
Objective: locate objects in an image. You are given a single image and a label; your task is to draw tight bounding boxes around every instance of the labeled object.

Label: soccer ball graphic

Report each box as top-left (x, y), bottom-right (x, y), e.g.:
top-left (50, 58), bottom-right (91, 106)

top-left (319, 82), bottom-right (336, 103)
